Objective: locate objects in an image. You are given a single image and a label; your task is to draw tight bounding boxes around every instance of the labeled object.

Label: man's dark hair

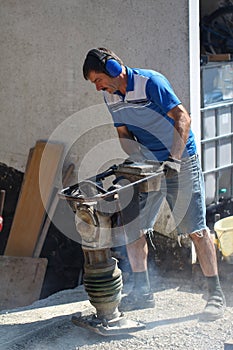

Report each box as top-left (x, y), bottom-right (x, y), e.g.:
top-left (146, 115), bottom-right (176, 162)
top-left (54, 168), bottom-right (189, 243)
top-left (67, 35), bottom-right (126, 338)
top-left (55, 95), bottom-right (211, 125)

top-left (83, 47), bottom-right (123, 80)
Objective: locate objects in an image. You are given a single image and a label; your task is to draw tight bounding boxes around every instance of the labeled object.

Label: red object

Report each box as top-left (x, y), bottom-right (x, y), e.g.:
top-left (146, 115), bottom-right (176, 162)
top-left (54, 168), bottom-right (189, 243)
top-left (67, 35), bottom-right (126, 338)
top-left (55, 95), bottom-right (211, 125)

top-left (0, 190), bottom-right (5, 232)
top-left (0, 216), bottom-right (3, 232)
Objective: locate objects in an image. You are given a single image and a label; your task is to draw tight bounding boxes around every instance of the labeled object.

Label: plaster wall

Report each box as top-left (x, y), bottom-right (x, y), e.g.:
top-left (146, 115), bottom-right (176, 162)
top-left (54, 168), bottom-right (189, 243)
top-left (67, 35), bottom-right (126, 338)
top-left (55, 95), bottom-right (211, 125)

top-left (0, 0), bottom-right (191, 179)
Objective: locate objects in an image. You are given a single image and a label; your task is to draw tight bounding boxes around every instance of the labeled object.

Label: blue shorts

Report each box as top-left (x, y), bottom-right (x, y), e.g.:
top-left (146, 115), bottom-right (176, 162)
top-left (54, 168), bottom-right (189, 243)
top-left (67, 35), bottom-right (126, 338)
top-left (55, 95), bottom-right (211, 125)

top-left (117, 155), bottom-right (207, 244)
top-left (141, 154), bottom-right (207, 233)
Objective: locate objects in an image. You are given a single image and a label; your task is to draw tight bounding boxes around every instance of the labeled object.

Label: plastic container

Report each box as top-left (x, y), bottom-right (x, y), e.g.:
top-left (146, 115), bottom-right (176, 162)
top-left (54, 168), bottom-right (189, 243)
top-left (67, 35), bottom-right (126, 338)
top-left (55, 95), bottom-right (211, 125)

top-left (214, 216), bottom-right (233, 263)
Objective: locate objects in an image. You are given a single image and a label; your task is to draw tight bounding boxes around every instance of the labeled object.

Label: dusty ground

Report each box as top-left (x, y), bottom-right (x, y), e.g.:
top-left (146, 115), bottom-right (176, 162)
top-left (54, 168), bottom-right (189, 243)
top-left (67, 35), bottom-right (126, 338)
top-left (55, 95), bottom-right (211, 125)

top-left (0, 263), bottom-right (233, 350)
top-left (1, 162), bottom-right (233, 349)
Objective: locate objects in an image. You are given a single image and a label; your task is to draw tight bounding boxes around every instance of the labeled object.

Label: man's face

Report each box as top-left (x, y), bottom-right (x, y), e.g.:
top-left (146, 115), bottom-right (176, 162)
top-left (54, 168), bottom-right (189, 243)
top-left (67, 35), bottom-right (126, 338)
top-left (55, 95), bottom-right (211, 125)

top-left (88, 71), bottom-right (119, 94)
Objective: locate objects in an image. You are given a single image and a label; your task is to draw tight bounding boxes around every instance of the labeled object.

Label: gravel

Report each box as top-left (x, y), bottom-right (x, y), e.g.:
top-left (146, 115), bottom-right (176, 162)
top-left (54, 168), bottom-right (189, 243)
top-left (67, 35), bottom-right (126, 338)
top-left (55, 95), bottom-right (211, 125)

top-left (0, 265), bottom-right (233, 350)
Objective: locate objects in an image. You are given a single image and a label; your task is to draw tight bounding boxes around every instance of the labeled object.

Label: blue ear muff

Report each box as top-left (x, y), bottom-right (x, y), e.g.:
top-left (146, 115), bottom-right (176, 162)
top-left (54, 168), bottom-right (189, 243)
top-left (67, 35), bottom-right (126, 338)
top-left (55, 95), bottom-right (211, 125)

top-left (105, 59), bottom-right (122, 77)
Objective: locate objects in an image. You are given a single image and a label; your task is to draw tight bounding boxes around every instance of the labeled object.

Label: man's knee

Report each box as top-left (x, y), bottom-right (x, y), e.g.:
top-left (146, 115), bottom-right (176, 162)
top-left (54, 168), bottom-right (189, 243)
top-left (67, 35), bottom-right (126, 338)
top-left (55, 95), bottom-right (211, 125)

top-left (189, 228), bottom-right (210, 242)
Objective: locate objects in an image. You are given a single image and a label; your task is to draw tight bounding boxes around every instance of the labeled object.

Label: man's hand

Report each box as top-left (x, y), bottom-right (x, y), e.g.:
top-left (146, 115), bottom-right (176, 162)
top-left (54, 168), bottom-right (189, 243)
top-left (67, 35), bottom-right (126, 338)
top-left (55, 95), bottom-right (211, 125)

top-left (164, 156), bottom-right (181, 178)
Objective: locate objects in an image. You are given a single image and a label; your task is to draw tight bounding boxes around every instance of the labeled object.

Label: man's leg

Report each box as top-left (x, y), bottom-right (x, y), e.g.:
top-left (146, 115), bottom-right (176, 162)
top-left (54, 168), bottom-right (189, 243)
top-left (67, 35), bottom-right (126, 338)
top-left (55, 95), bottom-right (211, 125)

top-left (126, 235), bottom-right (151, 292)
top-left (190, 229), bottom-right (226, 320)
top-left (119, 190), bottom-right (164, 311)
top-left (126, 235), bottom-right (148, 272)
top-left (166, 155), bottom-right (225, 320)
top-left (119, 234), bottom-right (155, 311)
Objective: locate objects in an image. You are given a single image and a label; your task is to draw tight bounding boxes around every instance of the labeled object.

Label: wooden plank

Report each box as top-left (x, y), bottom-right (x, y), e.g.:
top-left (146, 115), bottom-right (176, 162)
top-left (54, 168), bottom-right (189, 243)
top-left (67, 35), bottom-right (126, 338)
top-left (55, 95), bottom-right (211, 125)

top-left (4, 141), bottom-right (64, 257)
top-left (33, 163), bottom-right (74, 258)
top-left (0, 256), bottom-right (47, 310)
top-left (208, 53), bottom-right (233, 62)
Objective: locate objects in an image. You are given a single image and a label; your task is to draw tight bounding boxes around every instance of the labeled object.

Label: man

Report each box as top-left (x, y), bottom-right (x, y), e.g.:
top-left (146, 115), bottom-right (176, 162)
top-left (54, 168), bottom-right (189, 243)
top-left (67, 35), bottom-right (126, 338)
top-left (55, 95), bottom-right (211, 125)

top-left (82, 47), bottom-right (226, 320)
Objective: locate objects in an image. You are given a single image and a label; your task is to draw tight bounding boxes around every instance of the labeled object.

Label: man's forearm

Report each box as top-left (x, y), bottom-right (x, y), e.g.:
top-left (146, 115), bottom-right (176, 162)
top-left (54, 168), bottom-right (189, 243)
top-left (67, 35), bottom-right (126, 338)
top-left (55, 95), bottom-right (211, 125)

top-left (119, 136), bottom-right (141, 156)
top-left (170, 114), bottom-right (191, 160)
top-left (117, 125), bottom-right (141, 156)
top-left (167, 105), bottom-right (191, 160)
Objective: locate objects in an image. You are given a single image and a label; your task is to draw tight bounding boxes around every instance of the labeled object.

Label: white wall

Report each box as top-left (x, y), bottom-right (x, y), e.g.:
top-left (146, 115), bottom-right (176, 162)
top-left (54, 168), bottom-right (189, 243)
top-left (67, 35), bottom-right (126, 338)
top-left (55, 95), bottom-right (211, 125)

top-left (0, 0), bottom-right (191, 179)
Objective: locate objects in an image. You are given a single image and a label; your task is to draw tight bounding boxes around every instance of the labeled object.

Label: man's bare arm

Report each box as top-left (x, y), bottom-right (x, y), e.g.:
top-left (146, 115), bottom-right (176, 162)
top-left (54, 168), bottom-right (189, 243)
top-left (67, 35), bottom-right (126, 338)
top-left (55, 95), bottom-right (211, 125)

top-left (167, 104), bottom-right (191, 160)
top-left (117, 125), bottom-right (141, 156)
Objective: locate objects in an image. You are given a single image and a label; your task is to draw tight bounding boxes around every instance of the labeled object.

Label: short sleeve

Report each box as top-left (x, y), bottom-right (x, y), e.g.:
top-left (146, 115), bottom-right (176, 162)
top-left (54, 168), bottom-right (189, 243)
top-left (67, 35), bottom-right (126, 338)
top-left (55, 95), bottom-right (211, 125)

top-left (146, 74), bottom-right (181, 113)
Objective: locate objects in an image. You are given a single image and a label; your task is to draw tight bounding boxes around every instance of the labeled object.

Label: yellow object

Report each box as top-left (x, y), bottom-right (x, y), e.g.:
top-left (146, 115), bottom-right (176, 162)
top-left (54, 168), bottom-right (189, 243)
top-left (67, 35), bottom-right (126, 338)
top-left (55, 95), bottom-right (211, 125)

top-left (214, 216), bottom-right (233, 263)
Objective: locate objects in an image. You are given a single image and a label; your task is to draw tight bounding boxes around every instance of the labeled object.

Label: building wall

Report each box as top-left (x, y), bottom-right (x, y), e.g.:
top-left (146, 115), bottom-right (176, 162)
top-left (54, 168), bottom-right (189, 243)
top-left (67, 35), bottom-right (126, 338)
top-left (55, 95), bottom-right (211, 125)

top-left (0, 0), bottom-right (190, 178)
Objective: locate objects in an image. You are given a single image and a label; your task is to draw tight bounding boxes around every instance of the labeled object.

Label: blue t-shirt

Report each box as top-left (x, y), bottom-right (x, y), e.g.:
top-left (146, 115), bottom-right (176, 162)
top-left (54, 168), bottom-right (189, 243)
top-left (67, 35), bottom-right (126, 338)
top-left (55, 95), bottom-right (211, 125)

top-left (103, 66), bottom-right (196, 161)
